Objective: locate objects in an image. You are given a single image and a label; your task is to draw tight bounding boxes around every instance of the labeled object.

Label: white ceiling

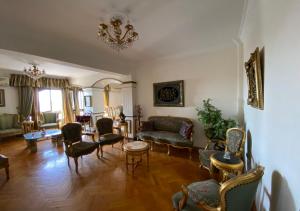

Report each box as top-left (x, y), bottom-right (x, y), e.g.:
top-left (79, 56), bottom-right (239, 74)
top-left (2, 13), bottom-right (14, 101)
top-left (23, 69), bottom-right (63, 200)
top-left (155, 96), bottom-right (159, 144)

top-left (0, 0), bottom-right (245, 75)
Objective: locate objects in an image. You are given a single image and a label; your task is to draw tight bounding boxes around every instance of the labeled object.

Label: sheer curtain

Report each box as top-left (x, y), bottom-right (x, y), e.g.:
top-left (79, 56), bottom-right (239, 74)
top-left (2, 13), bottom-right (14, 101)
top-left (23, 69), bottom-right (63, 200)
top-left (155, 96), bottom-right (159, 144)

top-left (62, 88), bottom-right (74, 124)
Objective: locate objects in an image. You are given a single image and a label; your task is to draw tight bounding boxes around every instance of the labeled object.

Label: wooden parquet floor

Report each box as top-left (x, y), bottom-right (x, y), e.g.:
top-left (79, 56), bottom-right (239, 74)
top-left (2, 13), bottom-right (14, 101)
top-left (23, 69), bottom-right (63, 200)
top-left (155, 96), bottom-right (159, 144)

top-left (0, 136), bottom-right (209, 211)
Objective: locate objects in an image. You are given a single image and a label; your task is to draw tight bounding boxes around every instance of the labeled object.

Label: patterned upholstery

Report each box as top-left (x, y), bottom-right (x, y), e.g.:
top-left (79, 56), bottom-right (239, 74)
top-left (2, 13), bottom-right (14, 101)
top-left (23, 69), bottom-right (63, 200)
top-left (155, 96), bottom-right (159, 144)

top-left (172, 192), bottom-right (201, 211)
top-left (187, 179), bottom-right (220, 207)
top-left (172, 166), bottom-right (264, 211)
top-left (62, 123), bottom-right (99, 173)
top-left (0, 114), bottom-right (22, 138)
top-left (226, 128), bottom-right (244, 153)
top-left (199, 128), bottom-right (245, 170)
top-left (137, 131), bottom-right (193, 147)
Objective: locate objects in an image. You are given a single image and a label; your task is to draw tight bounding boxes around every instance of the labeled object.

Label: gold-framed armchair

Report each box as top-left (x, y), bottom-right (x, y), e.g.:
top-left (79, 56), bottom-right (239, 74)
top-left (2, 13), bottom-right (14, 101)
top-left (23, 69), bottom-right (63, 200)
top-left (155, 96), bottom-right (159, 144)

top-left (172, 165), bottom-right (264, 211)
top-left (199, 128), bottom-right (245, 171)
top-left (38, 112), bottom-right (60, 130)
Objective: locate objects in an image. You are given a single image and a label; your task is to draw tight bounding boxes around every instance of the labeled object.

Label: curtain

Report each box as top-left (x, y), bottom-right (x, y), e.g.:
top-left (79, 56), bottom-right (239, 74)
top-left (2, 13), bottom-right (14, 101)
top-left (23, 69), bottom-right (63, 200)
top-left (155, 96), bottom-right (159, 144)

top-left (73, 87), bottom-right (81, 115)
top-left (10, 74), bottom-right (70, 88)
top-left (31, 88), bottom-right (40, 129)
top-left (104, 85), bottom-right (110, 107)
top-left (62, 88), bottom-right (74, 124)
top-left (17, 87), bottom-right (34, 121)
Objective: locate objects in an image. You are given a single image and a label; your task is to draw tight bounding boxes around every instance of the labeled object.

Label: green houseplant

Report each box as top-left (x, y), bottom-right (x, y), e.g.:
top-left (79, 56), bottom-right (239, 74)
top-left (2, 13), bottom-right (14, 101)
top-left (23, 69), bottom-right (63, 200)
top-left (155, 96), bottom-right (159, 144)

top-left (196, 99), bottom-right (237, 140)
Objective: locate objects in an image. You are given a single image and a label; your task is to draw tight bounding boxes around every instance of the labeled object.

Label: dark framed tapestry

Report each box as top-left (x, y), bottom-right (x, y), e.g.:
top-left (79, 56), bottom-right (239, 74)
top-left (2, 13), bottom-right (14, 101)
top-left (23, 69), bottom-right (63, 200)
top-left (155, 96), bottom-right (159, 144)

top-left (0, 89), bottom-right (5, 107)
top-left (245, 47), bottom-right (264, 110)
top-left (153, 80), bottom-right (184, 107)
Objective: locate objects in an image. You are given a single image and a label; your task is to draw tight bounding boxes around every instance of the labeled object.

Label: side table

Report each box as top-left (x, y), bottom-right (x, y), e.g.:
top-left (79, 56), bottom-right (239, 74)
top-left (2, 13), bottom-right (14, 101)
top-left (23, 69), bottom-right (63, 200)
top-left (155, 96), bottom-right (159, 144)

top-left (210, 151), bottom-right (244, 182)
top-left (123, 141), bottom-right (149, 176)
top-left (22, 121), bottom-right (35, 133)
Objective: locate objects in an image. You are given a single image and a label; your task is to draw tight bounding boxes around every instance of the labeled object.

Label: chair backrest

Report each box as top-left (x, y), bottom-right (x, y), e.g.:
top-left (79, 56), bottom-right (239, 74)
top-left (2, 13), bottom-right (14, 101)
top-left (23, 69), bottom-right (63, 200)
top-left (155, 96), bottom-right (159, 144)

top-left (62, 123), bottom-right (82, 145)
top-left (148, 116), bottom-right (193, 133)
top-left (225, 128), bottom-right (245, 156)
top-left (42, 112), bottom-right (58, 123)
top-left (219, 165), bottom-right (264, 211)
top-left (96, 118), bottom-right (113, 135)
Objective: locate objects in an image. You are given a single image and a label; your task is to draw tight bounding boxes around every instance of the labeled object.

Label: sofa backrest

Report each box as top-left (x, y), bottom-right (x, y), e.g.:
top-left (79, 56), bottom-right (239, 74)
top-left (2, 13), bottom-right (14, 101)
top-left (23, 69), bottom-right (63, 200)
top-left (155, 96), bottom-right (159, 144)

top-left (0, 113), bottom-right (20, 130)
top-left (42, 112), bottom-right (58, 124)
top-left (148, 116), bottom-right (193, 133)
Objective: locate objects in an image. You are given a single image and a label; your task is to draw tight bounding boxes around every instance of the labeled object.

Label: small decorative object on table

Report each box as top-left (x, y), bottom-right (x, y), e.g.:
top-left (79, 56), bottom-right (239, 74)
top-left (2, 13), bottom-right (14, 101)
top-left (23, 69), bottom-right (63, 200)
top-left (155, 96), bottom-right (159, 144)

top-left (223, 151), bottom-right (231, 160)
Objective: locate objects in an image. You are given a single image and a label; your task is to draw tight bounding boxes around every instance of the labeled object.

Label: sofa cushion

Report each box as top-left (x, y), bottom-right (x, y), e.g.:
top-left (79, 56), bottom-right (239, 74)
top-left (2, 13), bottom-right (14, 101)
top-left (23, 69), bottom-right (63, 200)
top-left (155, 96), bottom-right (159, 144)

top-left (141, 121), bottom-right (154, 131)
top-left (40, 123), bottom-right (59, 129)
top-left (148, 116), bottom-right (192, 133)
top-left (137, 131), bottom-right (192, 147)
top-left (179, 122), bottom-right (193, 139)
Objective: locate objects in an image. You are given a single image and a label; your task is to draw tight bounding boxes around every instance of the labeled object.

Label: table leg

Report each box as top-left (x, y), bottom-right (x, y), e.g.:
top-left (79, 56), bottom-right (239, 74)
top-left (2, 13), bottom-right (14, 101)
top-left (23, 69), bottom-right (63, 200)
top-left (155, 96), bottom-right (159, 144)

top-left (147, 150), bottom-right (149, 169)
top-left (126, 153), bottom-right (128, 171)
top-left (27, 141), bottom-right (37, 153)
top-left (132, 157), bottom-right (135, 176)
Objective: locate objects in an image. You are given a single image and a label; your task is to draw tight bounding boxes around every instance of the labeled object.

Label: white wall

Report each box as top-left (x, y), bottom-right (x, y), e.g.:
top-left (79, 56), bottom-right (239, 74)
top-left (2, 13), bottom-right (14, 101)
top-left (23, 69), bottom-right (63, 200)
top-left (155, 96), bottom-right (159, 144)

top-left (0, 70), bottom-right (18, 114)
top-left (109, 89), bottom-right (122, 107)
top-left (135, 45), bottom-right (240, 147)
top-left (241, 0), bottom-right (300, 210)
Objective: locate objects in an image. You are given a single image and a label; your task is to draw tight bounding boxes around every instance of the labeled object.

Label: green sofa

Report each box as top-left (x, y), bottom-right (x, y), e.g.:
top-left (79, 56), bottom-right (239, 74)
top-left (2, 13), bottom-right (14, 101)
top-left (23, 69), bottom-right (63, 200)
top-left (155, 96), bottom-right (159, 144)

top-left (0, 113), bottom-right (22, 139)
top-left (137, 116), bottom-right (193, 159)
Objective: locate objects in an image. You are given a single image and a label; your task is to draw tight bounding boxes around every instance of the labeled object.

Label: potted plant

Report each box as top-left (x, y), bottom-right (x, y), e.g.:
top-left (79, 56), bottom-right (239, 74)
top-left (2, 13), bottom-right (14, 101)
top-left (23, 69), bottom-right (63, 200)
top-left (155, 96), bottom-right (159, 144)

top-left (196, 99), bottom-right (237, 140)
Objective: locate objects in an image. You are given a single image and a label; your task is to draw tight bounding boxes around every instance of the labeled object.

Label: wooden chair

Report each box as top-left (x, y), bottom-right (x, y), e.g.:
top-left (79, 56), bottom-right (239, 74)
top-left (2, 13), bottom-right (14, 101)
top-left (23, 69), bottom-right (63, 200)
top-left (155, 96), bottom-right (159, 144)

top-left (96, 118), bottom-right (124, 157)
top-left (62, 123), bottom-right (99, 174)
top-left (172, 165), bottom-right (264, 211)
top-left (0, 154), bottom-right (9, 180)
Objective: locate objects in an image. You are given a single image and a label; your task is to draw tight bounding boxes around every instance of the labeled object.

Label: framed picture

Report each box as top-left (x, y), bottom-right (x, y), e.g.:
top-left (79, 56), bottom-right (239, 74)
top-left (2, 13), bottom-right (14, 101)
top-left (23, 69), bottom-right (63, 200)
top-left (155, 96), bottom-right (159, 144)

top-left (245, 47), bottom-right (264, 109)
top-left (84, 96), bottom-right (92, 107)
top-left (153, 80), bottom-right (184, 107)
top-left (0, 89), bottom-right (5, 107)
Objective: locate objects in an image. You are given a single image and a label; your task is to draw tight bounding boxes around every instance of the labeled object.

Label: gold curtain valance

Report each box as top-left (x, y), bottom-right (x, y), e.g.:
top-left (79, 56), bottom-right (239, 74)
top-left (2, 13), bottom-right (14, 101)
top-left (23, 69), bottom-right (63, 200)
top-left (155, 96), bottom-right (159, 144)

top-left (9, 74), bottom-right (71, 89)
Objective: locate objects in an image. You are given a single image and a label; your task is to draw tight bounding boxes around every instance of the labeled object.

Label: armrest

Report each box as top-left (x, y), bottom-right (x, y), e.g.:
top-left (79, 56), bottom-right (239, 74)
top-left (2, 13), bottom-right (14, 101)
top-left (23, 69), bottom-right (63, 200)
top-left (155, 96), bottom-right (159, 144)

top-left (179, 185), bottom-right (221, 211)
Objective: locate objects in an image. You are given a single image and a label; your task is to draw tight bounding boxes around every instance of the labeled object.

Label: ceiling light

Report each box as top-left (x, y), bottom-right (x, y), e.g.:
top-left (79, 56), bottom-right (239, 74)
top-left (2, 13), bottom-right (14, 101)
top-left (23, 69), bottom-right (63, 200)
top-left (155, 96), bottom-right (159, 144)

top-left (24, 64), bottom-right (45, 80)
top-left (97, 15), bottom-right (139, 51)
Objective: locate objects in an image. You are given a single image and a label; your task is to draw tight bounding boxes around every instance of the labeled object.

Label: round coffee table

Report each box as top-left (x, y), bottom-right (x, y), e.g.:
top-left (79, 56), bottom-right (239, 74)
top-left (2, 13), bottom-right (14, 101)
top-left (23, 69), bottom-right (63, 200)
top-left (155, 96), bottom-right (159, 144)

top-left (210, 151), bottom-right (244, 182)
top-left (123, 141), bottom-right (150, 176)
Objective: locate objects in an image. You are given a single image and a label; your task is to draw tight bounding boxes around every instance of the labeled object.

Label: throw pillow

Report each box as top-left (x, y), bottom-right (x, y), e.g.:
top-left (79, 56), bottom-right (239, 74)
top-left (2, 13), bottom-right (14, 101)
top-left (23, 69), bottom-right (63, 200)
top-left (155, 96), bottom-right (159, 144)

top-left (141, 121), bottom-right (154, 131)
top-left (179, 121), bottom-right (193, 139)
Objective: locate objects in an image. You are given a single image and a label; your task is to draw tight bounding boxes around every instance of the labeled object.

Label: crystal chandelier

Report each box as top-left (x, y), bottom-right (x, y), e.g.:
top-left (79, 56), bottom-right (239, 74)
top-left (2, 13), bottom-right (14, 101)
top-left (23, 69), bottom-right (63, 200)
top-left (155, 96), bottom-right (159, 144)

top-left (24, 64), bottom-right (45, 80)
top-left (97, 15), bottom-right (139, 51)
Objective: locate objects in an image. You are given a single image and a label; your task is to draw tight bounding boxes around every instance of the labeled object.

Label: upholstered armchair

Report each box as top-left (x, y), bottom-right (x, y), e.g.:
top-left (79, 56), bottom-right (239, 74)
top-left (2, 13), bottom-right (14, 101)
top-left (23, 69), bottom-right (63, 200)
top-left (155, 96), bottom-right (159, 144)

top-left (199, 128), bottom-right (245, 171)
top-left (172, 165), bottom-right (264, 211)
top-left (96, 118), bottom-right (124, 158)
top-left (38, 112), bottom-right (60, 129)
top-left (62, 123), bottom-right (99, 173)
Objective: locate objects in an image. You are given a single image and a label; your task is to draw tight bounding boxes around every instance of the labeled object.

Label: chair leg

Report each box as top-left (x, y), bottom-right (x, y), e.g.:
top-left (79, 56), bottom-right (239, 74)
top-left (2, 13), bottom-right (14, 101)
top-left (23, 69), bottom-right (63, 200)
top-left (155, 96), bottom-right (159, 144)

top-left (121, 139), bottom-right (124, 151)
top-left (5, 166), bottom-right (9, 180)
top-left (167, 145), bottom-right (170, 156)
top-left (67, 156), bottom-right (70, 166)
top-left (74, 157), bottom-right (79, 174)
top-left (188, 148), bottom-right (192, 160)
top-left (100, 146), bottom-right (103, 157)
top-left (96, 146), bottom-right (100, 159)
top-left (150, 142), bottom-right (153, 151)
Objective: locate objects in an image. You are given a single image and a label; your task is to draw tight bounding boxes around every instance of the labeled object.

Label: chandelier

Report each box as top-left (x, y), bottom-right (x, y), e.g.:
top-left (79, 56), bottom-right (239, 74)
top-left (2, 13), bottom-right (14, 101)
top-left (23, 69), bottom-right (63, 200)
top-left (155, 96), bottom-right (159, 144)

top-left (97, 16), bottom-right (139, 51)
top-left (24, 64), bottom-right (45, 80)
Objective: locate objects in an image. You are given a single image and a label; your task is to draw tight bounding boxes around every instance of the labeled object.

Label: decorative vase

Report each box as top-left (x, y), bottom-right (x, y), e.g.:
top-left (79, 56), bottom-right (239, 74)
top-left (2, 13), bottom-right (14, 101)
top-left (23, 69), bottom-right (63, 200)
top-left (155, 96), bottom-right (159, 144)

top-left (119, 111), bottom-right (126, 123)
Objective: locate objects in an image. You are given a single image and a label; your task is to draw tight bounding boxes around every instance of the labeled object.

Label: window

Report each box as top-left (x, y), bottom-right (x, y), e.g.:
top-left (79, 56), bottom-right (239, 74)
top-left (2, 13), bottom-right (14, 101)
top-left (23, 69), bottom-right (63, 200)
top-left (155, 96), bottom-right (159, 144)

top-left (78, 90), bottom-right (84, 110)
top-left (39, 89), bottom-right (62, 113)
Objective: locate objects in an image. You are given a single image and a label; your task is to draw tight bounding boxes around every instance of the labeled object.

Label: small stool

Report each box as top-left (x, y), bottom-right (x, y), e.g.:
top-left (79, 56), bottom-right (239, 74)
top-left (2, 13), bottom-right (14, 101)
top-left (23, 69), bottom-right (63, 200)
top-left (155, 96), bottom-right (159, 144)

top-left (123, 141), bottom-right (149, 176)
top-left (0, 154), bottom-right (9, 180)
